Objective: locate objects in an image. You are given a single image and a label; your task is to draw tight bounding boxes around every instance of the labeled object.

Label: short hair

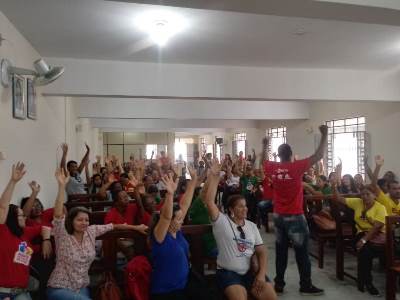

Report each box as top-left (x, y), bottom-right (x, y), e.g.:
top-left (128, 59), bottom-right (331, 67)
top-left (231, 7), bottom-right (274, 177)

top-left (65, 207), bottom-right (90, 234)
top-left (147, 185), bottom-right (159, 194)
top-left (388, 180), bottom-right (400, 189)
top-left (6, 204), bottom-right (24, 237)
top-left (120, 173), bottom-right (129, 179)
top-left (20, 197), bottom-right (43, 210)
top-left (278, 144), bottom-right (293, 160)
top-left (226, 194), bottom-right (246, 212)
top-left (67, 160), bottom-right (78, 169)
top-left (360, 184), bottom-right (376, 195)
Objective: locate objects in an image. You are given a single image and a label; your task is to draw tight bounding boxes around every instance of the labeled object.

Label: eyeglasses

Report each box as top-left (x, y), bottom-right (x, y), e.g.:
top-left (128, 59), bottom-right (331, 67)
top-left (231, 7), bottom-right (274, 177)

top-left (237, 226), bottom-right (246, 240)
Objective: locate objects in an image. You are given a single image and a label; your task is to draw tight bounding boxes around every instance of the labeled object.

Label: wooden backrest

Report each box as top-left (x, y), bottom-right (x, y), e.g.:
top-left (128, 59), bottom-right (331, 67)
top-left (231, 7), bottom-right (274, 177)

top-left (329, 198), bottom-right (356, 238)
top-left (386, 215), bottom-right (400, 268)
top-left (94, 224), bottom-right (212, 276)
top-left (90, 211), bottom-right (107, 225)
top-left (67, 193), bottom-right (96, 202)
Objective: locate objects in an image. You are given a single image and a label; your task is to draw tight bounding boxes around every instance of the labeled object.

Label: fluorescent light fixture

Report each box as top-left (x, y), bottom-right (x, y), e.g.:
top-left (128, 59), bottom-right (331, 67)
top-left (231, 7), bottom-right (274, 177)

top-left (135, 11), bottom-right (187, 47)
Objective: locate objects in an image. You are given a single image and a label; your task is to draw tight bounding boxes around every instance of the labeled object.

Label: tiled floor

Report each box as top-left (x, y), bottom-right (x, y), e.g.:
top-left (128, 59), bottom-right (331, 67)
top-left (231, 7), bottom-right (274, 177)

top-left (261, 228), bottom-right (387, 299)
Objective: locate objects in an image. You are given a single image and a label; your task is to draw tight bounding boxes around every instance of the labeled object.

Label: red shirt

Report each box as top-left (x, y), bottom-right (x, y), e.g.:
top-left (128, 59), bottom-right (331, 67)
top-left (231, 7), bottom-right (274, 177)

top-left (138, 211), bottom-right (153, 226)
top-left (264, 158), bottom-right (310, 215)
top-left (104, 203), bottom-right (138, 225)
top-left (26, 208), bottom-right (54, 228)
top-left (262, 177), bottom-right (274, 200)
top-left (0, 224), bottom-right (42, 288)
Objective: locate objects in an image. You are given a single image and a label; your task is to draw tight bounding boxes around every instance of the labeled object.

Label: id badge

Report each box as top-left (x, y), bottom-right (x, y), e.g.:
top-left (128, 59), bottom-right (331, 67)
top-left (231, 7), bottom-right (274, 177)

top-left (13, 242), bottom-right (32, 266)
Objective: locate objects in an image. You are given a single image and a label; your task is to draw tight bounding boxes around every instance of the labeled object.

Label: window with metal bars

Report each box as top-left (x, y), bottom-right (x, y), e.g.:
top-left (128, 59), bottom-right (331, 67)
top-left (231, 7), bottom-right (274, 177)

top-left (326, 117), bottom-right (366, 178)
top-left (200, 138), bottom-right (207, 154)
top-left (266, 127), bottom-right (287, 161)
top-left (233, 132), bottom-right (246, 156)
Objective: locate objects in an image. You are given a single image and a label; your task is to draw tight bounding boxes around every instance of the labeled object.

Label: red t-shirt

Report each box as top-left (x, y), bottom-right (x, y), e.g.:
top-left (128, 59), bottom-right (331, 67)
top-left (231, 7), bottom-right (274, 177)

top-left (138, 211), bottom-right (153, 226)
top-left (104, 203), bottom-right (138, 225)
top-left (262, 177), bottom-right (274, 200)
top-left (0, 224), bottom-right (42, 288)
top-left (26, 208), bottom-right (54, 228)
top-left (264, 158), bottom-right (310, 215)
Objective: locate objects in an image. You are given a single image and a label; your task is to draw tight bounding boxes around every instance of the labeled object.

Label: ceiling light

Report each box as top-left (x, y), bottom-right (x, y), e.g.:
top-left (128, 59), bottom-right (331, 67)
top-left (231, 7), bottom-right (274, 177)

top-left (135, 11), bottom-right (187, 47)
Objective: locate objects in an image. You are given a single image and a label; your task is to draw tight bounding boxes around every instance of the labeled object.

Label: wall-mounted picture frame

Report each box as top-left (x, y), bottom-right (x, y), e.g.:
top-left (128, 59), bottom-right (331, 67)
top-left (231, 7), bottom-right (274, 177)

top-left (12, 74), bottom-right (25, 120)
top-left (27, 78), bottom-right (37, 120)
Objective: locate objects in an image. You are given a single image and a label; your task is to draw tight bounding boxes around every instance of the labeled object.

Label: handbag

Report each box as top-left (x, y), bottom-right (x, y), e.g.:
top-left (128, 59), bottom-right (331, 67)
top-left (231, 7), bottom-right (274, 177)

top-left (95, 271), bottom-right (122, 300)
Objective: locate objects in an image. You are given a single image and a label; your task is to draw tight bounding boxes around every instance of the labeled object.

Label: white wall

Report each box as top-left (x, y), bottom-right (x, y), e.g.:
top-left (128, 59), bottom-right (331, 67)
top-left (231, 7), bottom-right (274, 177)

top-left (45, 57), bottom-right (400, 102)
top-left (259, 102), bottom-right (400, 176)
top-left (0, 11), bottom-right (68, 208)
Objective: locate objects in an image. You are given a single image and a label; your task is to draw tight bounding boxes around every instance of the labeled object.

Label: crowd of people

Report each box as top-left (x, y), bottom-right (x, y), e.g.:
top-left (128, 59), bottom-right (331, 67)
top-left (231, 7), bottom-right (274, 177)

top-left (0, 124), bottom-right (398, 300)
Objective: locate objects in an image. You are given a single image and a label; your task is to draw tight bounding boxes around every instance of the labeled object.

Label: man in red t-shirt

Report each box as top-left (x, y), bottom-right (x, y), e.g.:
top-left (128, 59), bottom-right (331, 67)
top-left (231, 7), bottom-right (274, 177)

top-left (264, 125), bottom-right (328, 296)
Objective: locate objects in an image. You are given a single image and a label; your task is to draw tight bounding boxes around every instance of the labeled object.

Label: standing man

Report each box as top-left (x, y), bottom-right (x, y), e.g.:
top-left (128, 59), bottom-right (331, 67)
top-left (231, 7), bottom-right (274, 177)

top-left (264, 125), bottom-right (328, 295)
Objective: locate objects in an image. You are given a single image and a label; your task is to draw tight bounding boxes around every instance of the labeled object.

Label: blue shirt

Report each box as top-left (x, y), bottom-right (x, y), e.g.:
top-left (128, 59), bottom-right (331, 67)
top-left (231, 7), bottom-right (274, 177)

top-left (150, 231), bottom-right (189, 294)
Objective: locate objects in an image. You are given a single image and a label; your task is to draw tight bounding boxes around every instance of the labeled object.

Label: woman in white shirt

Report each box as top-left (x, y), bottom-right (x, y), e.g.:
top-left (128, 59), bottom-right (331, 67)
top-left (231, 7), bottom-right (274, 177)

top-left (203, 160), bottom-right (276, 300)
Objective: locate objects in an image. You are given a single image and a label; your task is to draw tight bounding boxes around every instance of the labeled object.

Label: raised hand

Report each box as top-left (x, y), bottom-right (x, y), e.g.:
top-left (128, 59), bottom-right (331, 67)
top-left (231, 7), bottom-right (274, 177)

top-left (28, 181), bottom-right (41, 194)
top-left (55, 168), bottom-right (69, 186)
top-left (375, 155), bottom-right (384, 166)
top-left (61, 143), bottom-right (68, 153)
top-left (161, 174), bottom-right (178, 195)
top-left (85, 143), bottom-right (90, 152)
top-left (95, 155), bottom-right (101, 163)
top-left (319, 125), bottom-right (328, 135)
top-left (11, 162), bottom-right (26, 182)
top-left (188, 166), bottom-right (198, 181)
top-left (210, 158), bottom-right (221, 176)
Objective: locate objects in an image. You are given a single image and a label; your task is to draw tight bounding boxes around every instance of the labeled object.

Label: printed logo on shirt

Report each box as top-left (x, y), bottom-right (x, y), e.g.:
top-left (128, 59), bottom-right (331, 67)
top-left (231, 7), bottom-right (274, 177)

top-left (271, 168), bottom-right (292, 181)
top-left (233, 237), bottom-right (254, 257)
top-left (13, 241), bottom-right (33, 266)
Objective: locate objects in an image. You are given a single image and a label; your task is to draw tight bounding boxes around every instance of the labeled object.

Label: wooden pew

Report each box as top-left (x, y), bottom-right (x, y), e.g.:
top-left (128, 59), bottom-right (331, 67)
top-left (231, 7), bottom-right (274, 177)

top-left (92, 224), bottom-right (213, 278)
top-left (330, 198), bottom-right (360, 281)
top-left (304, 194), bottom-right (359, 270)
top-left (386, 215), bottom-right (400, 300)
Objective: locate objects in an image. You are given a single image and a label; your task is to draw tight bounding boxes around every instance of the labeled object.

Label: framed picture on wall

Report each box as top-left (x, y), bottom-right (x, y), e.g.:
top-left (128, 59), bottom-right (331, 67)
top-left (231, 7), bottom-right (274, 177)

top-left (12, 74), bottom-right (26, 120)
top-left (27, 78), bottom-right (37, 120)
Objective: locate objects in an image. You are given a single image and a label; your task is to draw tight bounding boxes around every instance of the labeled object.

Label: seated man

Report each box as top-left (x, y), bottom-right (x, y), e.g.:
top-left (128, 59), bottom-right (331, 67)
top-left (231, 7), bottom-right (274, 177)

top-left (105, 190), bottom-right (148, 259)
top-left (60, 143), bottom-right (90, 196)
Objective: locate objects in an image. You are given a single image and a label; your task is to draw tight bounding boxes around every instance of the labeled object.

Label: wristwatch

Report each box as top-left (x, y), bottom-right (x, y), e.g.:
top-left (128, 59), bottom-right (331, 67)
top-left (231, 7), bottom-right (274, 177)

top-left (361, 238), bottom-right (367, 245)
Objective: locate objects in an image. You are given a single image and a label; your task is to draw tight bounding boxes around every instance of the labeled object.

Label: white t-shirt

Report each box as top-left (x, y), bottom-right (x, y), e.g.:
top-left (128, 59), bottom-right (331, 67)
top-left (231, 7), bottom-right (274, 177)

top-left (212, 213), bottom-right (263, 275)
top-left (226, 175), bottom-right (240, 187)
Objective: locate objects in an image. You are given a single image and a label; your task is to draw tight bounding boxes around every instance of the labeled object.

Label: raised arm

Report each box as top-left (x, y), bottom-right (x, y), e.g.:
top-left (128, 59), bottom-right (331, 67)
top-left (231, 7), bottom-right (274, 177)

top-left (0, 162), bottom-right (26, 224)
top-left (179, 167), bottom-right (198, 218)
top-left (60, 143), bottom-right (68, 173)
top-left (331, 182), bottom-right (347, 206)
top-left (153, 174), bottom-right (178, 243)
top-left (84, 160), bottom-right (91, 186)
top-left (22, 181), bottom-right (41, 218)
top-left (308, 125), bottom-right (328, 166)
top-left (54, 168), bottom-right (70, 218)
top-left (372, 155), bottom-right (384, 189)
top-left (77, 143), bottom-right (90, 174)
top-left (202, 159), bottom-right (221, 222)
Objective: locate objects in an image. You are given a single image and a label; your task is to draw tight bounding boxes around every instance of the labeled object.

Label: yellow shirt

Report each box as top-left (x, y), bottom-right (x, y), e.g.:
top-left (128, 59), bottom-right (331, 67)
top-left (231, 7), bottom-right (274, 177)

top-left (345, 198), bottom-right (387, 233)
top-left (376, 190), bottom-right (400, 216)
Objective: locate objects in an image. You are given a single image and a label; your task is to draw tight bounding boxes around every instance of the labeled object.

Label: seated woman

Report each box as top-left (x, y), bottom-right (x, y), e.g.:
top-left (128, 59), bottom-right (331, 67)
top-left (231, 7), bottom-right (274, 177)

top-left (339, 174), bottom-right (359, 194)
top-left (47, 168), bottom-right (141, 300)
top-left (150, 169), bottom-right (197, 300)
top-left (0, 162), bottom-right (52, 300)
top-left (202, 160), bottom-right (276, 300)
top-left (331, 184), bottom-right (386, 296)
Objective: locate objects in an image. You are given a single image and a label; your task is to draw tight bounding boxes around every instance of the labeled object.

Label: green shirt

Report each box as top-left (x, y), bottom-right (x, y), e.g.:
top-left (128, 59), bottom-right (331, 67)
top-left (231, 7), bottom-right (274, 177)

top-left (189, 197), bottom-right (217, 256)
top-left (240, 176), bottom-right (258, 196)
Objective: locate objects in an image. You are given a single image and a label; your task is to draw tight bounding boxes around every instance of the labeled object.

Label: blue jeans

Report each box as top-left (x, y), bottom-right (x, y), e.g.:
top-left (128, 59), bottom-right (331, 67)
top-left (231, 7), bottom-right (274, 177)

top-left (0, 292), bottom-right (31, 300)
top-left (273, 214), bottom-right (312, 289)
top-left (257, 200), bottom-right (273, 224)
top-left (46, 287), bottom-right (91, 300)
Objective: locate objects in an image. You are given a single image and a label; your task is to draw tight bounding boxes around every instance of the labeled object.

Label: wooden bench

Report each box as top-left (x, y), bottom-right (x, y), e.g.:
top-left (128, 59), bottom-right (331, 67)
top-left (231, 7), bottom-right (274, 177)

top-left (386, 215), bottom-right (400, 300)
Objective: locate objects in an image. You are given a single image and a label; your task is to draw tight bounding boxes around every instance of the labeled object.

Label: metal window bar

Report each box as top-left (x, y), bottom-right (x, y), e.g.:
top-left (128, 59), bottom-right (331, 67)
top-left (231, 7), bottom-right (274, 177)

top-left (266, 127), bottom-right (287, 160)
top-left (325, 117), bottom-right (366, 176)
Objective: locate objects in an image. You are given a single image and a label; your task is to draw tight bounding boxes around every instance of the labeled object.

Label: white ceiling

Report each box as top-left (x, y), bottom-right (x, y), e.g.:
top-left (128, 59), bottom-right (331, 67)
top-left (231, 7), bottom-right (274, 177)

top-left (2, 0), bottom-right (400, 69)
